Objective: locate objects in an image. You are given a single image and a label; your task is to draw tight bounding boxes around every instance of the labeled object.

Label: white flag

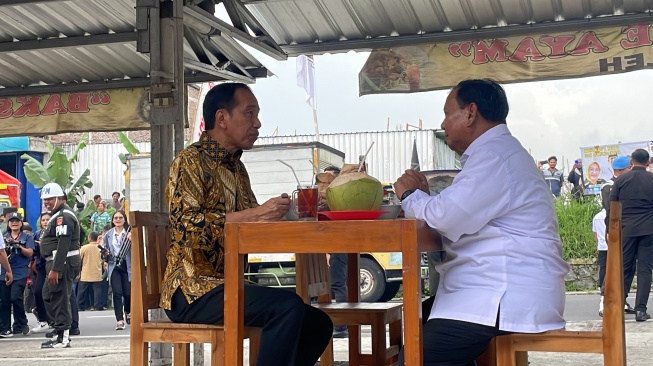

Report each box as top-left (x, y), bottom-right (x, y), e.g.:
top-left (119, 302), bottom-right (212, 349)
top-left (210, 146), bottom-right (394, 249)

top-left (296, 55), bottom-right (316, 110)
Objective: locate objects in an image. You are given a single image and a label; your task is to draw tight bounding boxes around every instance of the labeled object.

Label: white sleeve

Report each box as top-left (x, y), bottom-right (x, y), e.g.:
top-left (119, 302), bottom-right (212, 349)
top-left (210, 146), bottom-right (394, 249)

top-left (402, 152), bottom-right (511, 242)
top-left (0, 235), bottom-right (4, 249)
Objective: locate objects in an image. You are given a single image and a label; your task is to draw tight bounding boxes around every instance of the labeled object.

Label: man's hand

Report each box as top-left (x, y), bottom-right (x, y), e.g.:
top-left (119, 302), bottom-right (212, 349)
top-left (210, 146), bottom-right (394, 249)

top-left (394, 169), bottom-right (429, 199)
top-left (4, 271), bottom-right (12, 285)
top-left (256, 194), bottom-right (291, 221)
top-left (47, 270), bottom-right (59, 285)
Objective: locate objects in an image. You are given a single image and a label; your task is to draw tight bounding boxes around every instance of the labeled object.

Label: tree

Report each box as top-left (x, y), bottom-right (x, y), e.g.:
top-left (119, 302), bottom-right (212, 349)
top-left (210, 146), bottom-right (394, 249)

top-left (21, 132), bottom-right (95, 219)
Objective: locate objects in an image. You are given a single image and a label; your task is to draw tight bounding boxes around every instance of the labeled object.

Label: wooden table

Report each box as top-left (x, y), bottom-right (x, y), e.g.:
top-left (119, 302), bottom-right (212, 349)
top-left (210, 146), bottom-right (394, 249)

top-left (224, 219), bottom-right (440, 365)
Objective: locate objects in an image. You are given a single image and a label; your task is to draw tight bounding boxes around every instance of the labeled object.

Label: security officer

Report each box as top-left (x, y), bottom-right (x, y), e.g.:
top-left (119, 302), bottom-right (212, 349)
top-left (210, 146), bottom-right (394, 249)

top-left (39, 183), bottom-right (81, 349)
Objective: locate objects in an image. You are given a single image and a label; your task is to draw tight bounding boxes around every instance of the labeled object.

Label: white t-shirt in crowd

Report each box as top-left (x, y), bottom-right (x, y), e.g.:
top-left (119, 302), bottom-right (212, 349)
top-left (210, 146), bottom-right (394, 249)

top-left (593, 209), bottom-right (607, 251)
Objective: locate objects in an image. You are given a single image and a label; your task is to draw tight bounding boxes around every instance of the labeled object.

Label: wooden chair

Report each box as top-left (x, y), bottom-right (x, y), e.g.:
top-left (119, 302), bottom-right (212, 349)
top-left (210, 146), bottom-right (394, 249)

top-left (492, 201), bottom-right (626, 366)
top-left (129, 211), bottom-right (261, 366)
top-left (296, 252), bottom-right (403, 366)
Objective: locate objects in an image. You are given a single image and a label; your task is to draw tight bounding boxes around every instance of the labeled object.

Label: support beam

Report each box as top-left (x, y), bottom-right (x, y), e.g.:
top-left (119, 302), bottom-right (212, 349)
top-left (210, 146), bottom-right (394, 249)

top-left (0, 72), bottom-right (244, 97)
top-left (0, 0), bottom-right (65, 6)
top-left (184, 58), bottom-right (254, 84)
top-left (184, 4), bottom-right (287, 60)
top-left (281, 12), bottom-right (653, 55)
top-left (0, 32), bottom-right (137, 53)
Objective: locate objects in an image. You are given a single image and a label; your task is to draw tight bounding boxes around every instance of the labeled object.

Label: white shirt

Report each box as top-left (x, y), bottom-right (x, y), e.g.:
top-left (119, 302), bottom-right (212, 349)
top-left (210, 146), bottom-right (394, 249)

top-left (0, 235), bottom-right (4, 250)
top-left (593, 209), bottom-right (607, 251)
top-left (403, 124), bottom-right (569, 333)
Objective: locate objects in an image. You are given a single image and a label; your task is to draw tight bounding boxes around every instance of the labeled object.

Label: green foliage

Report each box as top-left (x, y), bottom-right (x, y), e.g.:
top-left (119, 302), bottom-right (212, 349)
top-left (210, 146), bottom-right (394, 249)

top-left (556, 195), bottom-right (602, 261)
top-left (117, 131), bottom-right (141, 165)
top-left (21, 133), bottom-right (93, 207)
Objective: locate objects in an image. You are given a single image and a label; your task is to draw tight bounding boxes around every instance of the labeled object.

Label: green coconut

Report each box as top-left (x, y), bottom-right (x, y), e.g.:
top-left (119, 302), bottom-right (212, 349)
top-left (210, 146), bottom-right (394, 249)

top-left (326, 172), bottom-right (383, 211)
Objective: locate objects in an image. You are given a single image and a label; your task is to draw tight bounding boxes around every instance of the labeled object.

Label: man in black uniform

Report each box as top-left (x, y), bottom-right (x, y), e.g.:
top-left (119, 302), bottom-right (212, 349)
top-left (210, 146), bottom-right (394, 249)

top-left (607, 149), bottom-right (653, 322)
top-left (38, 183), bottom-right (81, 348)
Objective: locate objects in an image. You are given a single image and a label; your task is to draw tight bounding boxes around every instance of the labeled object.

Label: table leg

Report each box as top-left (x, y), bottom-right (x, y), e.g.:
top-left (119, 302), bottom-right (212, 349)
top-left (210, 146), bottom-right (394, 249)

top-left (225, 225), bottom-right (244, 366)
top-left (402, 221), bottom-right (423, 365)
top-left (347, 253), bottom-right (361, 365)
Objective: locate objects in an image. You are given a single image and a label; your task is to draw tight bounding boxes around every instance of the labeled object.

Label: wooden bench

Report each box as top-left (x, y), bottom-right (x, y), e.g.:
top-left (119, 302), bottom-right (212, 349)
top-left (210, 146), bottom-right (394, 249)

top-left (296, 252), bottom-right (403, 366)
top-left (490, 201), bottom-right (626, 366)
top-left (129, 211), bottom-right (261, 366)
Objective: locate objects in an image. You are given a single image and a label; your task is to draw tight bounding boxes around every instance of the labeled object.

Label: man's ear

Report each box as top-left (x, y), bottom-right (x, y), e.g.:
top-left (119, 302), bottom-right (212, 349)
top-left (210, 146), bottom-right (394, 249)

top-left (215, 109), bottom-right (228, 128)
top-left (465, 103), bottom-right (477, 126)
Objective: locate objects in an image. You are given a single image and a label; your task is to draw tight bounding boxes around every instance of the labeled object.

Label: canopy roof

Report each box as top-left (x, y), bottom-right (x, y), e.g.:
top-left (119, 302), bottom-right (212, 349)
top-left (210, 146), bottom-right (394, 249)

top-left (0, 0), bottom-right (273, 98)
top-left (245, 0), bottom-right (653, 56)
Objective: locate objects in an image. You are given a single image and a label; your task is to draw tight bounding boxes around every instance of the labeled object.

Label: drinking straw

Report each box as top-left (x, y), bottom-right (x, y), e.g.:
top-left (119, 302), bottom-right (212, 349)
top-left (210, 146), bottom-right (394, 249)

top-left (358, 142), bottom-right (375, 172)
top-left (277, 159), bottom-right (302, 187)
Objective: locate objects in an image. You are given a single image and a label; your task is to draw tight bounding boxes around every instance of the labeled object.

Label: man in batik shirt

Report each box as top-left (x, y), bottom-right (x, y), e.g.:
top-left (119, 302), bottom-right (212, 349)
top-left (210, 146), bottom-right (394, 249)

top-left (161, 83), bottom-right (332, 366)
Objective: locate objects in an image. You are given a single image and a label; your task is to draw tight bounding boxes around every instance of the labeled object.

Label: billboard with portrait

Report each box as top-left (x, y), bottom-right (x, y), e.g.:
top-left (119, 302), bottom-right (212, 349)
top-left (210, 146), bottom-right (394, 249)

top-left (580, 140), bottom-right (653, 194)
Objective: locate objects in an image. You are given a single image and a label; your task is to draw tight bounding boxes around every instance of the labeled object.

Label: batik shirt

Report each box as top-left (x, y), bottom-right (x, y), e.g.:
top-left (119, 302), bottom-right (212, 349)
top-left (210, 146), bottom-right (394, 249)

top-left (160, 132), bottom-right (259, 309)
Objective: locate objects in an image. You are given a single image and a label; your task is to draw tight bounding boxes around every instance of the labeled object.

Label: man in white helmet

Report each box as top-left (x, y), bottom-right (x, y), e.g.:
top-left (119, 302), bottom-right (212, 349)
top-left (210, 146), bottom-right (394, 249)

top-left (38, 183), bottom-right (81, 349)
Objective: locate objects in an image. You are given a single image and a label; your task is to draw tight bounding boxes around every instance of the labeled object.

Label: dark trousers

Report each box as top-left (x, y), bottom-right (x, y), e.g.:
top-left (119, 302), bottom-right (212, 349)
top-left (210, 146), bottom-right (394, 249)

top-left (598, 250), bottom-right (607, 296)
top-left (329, 253), bottom-right (348, 302)
top-left (623, 234), bottom-right (653, 312)
top-left (33, 267), bottom-right (49, 322)
top-left (166, 284), bottom-right (333, 366)
top-left (399, 296), bottom-right (511, 366)
top-left (110, 267), bottom-right (130, 321)
top-left (0, 278), bottom-right (28, 332)
top-left (70, 287), bottom-right (79, 330)
top-left (78, 281), bottom-right (102, 309)
top-left (43, 256), bottom-right (80, 332)
top-left (98, 277), bottom-right (109, 309)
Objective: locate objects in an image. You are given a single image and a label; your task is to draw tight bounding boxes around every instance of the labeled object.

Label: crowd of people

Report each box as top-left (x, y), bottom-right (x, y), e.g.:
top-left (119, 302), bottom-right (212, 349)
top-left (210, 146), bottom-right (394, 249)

top-left (0, 189), bottom-right (132, 349)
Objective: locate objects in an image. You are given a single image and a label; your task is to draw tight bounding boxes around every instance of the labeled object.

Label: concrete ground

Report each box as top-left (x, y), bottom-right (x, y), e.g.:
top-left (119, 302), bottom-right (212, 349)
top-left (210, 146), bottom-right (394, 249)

top-left (1, 293), bottom-right (652, 365)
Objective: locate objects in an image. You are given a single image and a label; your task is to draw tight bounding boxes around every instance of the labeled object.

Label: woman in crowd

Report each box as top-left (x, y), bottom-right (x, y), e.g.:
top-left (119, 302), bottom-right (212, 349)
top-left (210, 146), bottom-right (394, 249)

top-left (30, 212), bottom-right (52, 334)
top-left (90, 201), bottom-right (111, 232)
top-left (102, 210), bottom-right (132, 330)
top-left (0, 212), bottom-right (34, 336)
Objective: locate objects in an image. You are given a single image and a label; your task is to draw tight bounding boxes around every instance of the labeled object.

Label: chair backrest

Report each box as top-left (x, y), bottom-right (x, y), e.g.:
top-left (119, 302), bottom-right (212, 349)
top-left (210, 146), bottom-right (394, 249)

top-left (130, 211), bottom-right (171, 311)
top-left (295, 253), bottom-right (332, 304)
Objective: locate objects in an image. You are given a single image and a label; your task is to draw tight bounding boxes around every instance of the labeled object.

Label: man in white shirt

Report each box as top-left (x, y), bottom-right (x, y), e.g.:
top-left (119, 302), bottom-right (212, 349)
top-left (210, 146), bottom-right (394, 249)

top-left (394, 79), bottom-right (569, 365)
top-left (593, 209), bottom-right (607, 316)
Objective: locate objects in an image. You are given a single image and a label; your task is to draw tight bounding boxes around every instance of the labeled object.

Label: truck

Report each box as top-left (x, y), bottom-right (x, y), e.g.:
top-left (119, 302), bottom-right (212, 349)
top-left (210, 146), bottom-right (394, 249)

top-left (125, 141), bottom-right (428, 302)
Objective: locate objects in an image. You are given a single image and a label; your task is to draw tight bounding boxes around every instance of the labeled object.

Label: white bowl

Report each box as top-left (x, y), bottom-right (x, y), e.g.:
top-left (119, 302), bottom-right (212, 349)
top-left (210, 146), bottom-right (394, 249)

top-left (378, 204), bottom-right (402, 220)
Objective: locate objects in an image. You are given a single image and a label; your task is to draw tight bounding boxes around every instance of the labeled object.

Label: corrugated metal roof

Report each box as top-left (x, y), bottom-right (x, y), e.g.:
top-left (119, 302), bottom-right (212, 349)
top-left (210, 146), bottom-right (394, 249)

top-left (0, 0), bottom-right (268, 96)
top-left (246, 0), bottom-right (653, 55)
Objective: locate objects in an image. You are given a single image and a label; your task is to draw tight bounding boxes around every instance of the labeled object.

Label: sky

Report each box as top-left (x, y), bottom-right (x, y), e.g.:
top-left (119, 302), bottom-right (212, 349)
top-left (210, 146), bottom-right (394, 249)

top-left (244, 48), bottom-right (653, 174)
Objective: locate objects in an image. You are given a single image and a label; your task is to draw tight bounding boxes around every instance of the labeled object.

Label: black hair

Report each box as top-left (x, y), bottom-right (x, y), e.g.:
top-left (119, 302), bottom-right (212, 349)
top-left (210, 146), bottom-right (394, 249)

top-left (631, 149), bottom-right (650, 165)
top-left (22, 223), bottom-right (33, 233)
top-left (110, 210), bottom-right (130, 231)
top-left (112, 192), bottom-right (120, 197)
top-left (89, 231), bottom-right (100, 242)
top-left (324, 166), bottom-right (341, 174)
top-left (203, 83), bottom-right (252, 131)
top-left (103, 224), bottom-right (111, 233)
top-left (93, 194), bottom-right (101, 200)
top-left (548, 156), bottom-right (557, 162)
top-left (453, 79), bottom-right (509, 123)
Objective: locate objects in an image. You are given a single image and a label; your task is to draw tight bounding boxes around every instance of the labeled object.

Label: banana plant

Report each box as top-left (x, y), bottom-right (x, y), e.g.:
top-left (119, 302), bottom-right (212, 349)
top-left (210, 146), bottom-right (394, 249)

top-left (20, 132), bottom-right (93, 208)
top-left (117, 131), bottom-right (141, 165)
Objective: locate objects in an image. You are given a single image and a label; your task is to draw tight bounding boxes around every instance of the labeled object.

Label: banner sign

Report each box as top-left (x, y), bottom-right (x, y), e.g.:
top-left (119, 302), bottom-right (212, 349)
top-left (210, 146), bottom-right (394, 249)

top-left (359, 23), bottom-right (653, 95)
top-left (580, 140), bottom-right (653, 194)
top-left (0, 88), bottom-right (149, 136)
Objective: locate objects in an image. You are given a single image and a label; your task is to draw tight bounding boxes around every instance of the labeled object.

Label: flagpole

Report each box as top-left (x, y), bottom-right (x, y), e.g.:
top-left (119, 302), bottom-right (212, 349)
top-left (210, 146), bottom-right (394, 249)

top-left (312, 108), bottom-right (320, 143)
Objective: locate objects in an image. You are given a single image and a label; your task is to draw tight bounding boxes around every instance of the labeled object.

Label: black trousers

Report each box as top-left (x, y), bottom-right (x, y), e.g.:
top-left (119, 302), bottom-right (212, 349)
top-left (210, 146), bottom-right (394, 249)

top-left (78, 281), bottom-right (102, 309)
top-left (399, 296), bottom-right (511, 366)
top-left (598, 250), bottom-right (607, 296)
top-left (329, 253), bottom-right (347, 302)
top-left (70, 286), bottom-right (79, 330)
top-left (166, 284), bottom-right (333, 366)
top-left (43, 256), bottom-right (80, 332)
top-left (110, 266), bottom-right (130, 321)
top-left (0, 278), bottom-right (28, 332)
top-left (33, 267), bottom-right (49, 322)
top-left (622, 234), bottom-right (653, 312)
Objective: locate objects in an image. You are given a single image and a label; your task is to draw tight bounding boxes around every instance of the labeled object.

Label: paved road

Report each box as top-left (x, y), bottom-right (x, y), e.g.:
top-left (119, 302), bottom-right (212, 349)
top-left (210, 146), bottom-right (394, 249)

top-left (1, 294), bottom-right (653, 365)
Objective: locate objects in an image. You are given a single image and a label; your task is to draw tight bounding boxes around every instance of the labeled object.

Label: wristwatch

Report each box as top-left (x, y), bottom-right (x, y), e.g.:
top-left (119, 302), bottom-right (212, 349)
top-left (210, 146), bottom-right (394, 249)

top-left (400, 189), bottom-right (415, 202)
